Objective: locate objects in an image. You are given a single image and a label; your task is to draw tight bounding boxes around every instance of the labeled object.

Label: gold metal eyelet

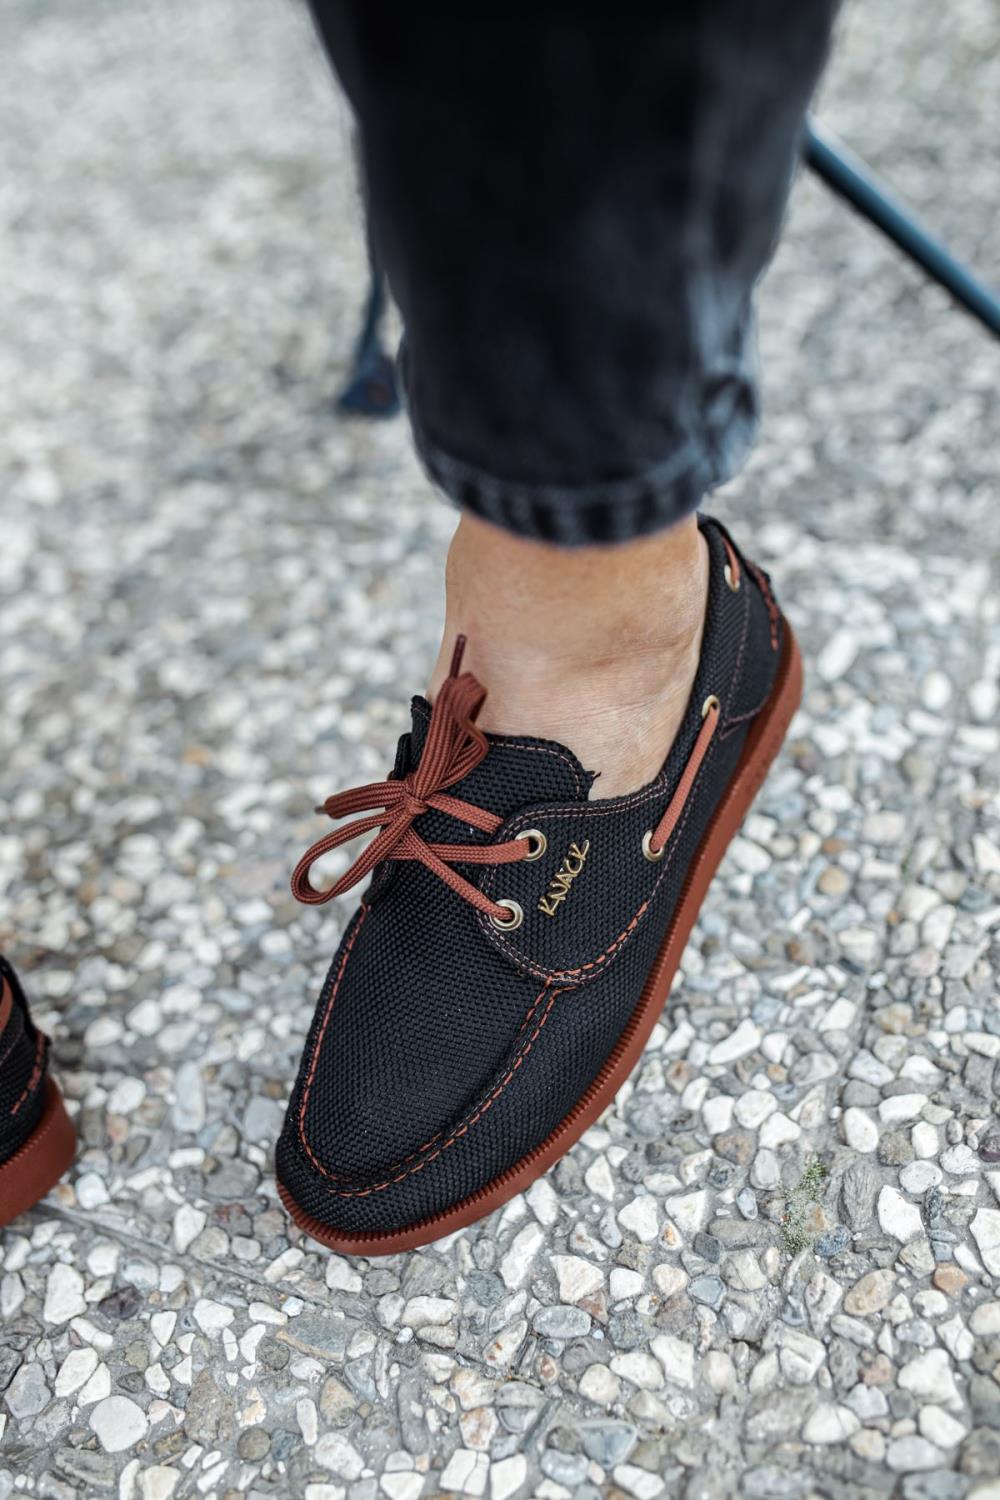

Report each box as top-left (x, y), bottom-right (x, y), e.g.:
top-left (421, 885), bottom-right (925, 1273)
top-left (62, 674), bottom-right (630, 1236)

top-left (724, 563), bottom-right (741, 592)
top-left (518, 829), bottom-right (547, 861)
top-left (490, 898), bottom-right (524, 931)
top-left (641, 829), bottom-right (665, 863)
top-left (701, 693), bottom-right (720, 719)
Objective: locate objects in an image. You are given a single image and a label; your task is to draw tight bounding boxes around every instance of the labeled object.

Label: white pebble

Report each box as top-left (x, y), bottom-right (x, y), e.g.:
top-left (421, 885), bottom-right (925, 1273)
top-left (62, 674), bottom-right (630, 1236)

top-left (193, 1298), bottom-right (234, 1335)
top-left (609, 1267), bottom-right (644, 1301)
top-left (802, 1405), bottom-right (859, 1445)
top-left (55, 1346), bottom-right (99, 1398)
top-left (173, 1204), bottom-right (206, 1254)
top-left (734, 1090), bottom-right (777, 1129)
top-left (877, 1186), bottom-right (923, 1243)
top-left (499, 1222), bottom-right (544, 1289)
top-left (878, 1094), bottom-right (927, 1125)
top-left (75, 1172), bottom-right (110, 1210)
top-left (970, 1208), bottom-right (1000, 1276)
top-left (551, 1254), bottom-right (604, 1303)
top-left (90, 1395), bottom-right (148, 1453)
top-left (612, 1464), bottom-right (664, 1499)
top-left (618, 1196), bottom-right (660, 1244)
top-left (941, 1144), bottom-right (979, 1175)
top-left (918, 1405), bottom-right (967, 1449)
top-left (899, 1160), bottom-right (942, 1194)
top-left (438, 1446), bottom-right (488, 1496)
top-left (44, 1262), bottom-right (87, 1325)
top-left (886, 1436), bottom-right (944, 1472)
top-left (701, 1095), bottom-right (734, 1136)
top-left (650, 1333), bottom-right (695, 1388)
top-left (489, 1456), bottom-right (527, 1500)
top-left (107, 1077), bottom-right (146, 1115)
top-left (817, 629), bottom-right (858, 682)
top-left (708, 1019), bottom-right (761, 1065)
top-left (899, 1348), bottom-right (961, 1410)
top-left (325, 1256), bottom-right (363, 1294)
top-left (843, 1108), bottom-right (879, 1153)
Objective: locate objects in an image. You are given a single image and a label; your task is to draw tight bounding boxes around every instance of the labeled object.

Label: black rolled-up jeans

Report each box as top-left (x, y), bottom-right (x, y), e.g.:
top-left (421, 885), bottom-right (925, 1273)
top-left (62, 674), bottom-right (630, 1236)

top-left (310, 6), bottom-right (837, 545)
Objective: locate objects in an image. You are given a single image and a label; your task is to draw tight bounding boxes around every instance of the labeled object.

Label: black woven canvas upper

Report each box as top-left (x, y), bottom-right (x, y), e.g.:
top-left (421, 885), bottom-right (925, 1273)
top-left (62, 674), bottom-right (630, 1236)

top-left (0, 955), bottom-right (50, 1168)
top-left (277, 516), bottom-right (784, 1234)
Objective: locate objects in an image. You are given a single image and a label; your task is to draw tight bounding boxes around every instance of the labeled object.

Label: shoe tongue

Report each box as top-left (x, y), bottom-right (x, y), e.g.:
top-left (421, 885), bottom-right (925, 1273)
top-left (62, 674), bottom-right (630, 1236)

top-left (403, 696), bottom-right (593, 822)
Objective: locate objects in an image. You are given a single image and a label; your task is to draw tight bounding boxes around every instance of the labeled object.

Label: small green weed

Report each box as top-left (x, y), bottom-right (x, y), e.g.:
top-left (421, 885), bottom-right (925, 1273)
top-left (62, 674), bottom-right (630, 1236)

top-left (781, 1156), bottom-right (828, 1256)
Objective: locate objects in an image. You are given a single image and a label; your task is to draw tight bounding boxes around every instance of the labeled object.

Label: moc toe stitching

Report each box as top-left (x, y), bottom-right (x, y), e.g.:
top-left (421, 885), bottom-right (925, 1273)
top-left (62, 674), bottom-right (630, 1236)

top-left (292, 973), bottom-right (565, 1201)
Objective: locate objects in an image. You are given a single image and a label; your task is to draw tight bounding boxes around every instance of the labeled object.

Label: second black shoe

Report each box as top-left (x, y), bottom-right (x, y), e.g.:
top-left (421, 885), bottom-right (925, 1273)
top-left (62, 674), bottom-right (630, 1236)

top-left (0, 954), bottom-right (76, 1227)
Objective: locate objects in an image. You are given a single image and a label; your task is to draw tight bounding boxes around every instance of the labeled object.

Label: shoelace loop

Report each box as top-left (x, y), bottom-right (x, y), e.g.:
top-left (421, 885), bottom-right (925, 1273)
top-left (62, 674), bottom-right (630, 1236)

top-left (291, 638), bottom-right (528, 922)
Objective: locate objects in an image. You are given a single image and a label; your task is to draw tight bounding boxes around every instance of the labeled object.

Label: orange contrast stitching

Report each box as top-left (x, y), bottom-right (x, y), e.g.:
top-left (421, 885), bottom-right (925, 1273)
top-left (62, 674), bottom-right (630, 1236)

top-left (296, 908), bottom-right (564, 1197)
top-left (0, 981), bottom-right (13, 1033)
top-left (0, 1032), bottom-right (20, 1074)
top-left (299, 906), bottom-right (368, 1106)
top-left (412, 701), bottom-right (586, 797)
top-left (480, 737), bottom-right (720, 983)
top-left (477, 529), bottom-right (751, 983)
top-left (368, 983), bottom-right (555, 1172)
top-left (722, 542), bottom-right (753, 722)
top-left (747, 559), bottom-right (781, 651)
top-left (352, 979), bottom-right (555, 1175)
top-left (338, 988), bottom-right (561, 1198)
top-left (11, 1033), bottom-right (45, 1116)
top-left (302, 985), bottom-right (562, 1199)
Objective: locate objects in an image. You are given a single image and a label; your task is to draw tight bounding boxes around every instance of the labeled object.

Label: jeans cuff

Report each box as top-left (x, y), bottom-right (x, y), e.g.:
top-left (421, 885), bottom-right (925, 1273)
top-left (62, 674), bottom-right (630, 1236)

top-left (417, 437), bottom-right (729, 547)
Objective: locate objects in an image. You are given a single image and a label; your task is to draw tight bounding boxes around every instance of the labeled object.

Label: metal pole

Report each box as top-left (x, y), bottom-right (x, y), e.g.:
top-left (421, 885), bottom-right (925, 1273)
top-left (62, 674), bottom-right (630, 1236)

top-left (804, 117), bottom-right (1000, 339)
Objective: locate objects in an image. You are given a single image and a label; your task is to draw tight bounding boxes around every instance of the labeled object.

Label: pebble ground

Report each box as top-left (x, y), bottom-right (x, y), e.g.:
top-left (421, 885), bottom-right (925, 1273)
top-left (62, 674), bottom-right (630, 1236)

top-left (1, 2), bottom-right (998, 1498)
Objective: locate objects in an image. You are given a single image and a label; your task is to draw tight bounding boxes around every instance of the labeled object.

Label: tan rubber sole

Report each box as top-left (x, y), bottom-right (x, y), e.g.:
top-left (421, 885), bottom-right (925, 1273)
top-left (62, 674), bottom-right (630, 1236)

top-left (279, 624), bottom-right (804, 1256)
top-left (0, 1075), bottom-right (76, 1227)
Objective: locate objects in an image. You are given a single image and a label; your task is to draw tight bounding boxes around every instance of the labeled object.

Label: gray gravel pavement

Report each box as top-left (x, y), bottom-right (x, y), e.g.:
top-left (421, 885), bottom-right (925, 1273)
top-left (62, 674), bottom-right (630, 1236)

top-left (1, 3), bottom-right (999, 1498)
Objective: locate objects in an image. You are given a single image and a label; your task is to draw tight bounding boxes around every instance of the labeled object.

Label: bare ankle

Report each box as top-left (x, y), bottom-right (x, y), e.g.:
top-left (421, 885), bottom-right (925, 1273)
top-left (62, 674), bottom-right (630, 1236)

top-left (428, 513), bottom-right (710, 797)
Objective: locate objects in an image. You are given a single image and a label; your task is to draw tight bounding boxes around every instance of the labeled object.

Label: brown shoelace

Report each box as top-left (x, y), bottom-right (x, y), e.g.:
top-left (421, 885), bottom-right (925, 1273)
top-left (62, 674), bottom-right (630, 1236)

top-left (291, 639), bottom-right (529, 923)
top-left (292, 636), bottom-right (722, 917)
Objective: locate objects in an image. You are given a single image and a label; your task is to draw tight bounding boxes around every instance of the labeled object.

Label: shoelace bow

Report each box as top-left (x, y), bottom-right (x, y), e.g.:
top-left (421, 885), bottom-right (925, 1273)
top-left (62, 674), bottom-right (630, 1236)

top-left (291, 637), bottom-right (723, 919)
top-left (291, 638), bottom-right (528, 922)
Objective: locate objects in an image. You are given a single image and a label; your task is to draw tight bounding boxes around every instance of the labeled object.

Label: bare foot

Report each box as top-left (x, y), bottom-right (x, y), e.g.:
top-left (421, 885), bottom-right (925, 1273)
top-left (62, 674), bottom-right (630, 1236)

top-left (428, 512), bottom-right (709, 797)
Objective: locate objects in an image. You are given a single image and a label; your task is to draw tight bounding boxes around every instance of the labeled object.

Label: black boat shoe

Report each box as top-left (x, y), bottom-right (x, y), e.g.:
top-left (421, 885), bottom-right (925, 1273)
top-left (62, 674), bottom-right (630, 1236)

top-left (0, 954), bottom-right (76, 1226)
top-left (276, 516), bottom-right (802, 1253)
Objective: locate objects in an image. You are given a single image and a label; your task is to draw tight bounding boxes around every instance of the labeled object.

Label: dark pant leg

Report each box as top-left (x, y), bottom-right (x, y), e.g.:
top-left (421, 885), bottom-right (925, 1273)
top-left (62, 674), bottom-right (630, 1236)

top-left (310, 6), bottom-right (837, 545)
